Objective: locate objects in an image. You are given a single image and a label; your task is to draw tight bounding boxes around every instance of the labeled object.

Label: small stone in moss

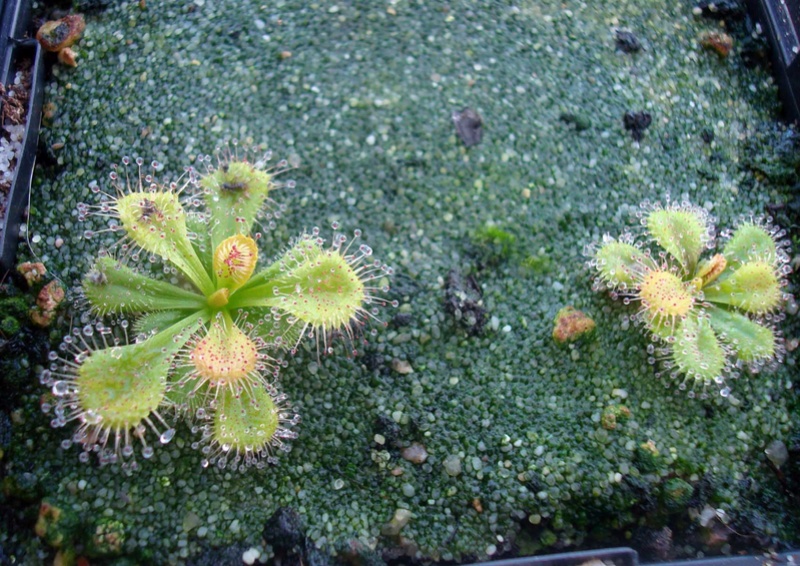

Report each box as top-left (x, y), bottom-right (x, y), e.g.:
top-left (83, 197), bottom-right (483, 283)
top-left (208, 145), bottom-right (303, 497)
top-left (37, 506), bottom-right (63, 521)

top-left (623, 111), bottom-right (652, 141)
top-left (615, 29), bottom-right (643, 53)
top-left (381, 508), bottom-right (412, 537)
top-left (452, 108), bottom-right (483, 147)
top-left (401, 442), bottom-right (428, 464)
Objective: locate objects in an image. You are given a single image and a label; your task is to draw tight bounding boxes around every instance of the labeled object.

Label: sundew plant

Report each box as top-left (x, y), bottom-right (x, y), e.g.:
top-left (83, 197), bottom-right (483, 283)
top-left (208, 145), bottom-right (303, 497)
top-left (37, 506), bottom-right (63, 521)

top-left (41, 146), bottom-right (393, 471)
top-left (589, 200), bottom-right (791, 397)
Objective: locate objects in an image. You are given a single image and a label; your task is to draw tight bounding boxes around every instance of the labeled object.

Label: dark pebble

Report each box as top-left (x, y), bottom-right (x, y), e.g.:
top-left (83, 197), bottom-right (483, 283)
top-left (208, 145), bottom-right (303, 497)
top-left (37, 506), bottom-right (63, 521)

top-left (615, 29), bottom-right (642, 53)
top-left (373, 414), bottom-right (402, 444)
top-left (390, 313), bottom-right (412, 327)
top-left (623, 111), bottom-right (652, 141)
top-left (701, 128), bottom-right (715, 143)
top-left (452, 108), bottom-right (483, 147)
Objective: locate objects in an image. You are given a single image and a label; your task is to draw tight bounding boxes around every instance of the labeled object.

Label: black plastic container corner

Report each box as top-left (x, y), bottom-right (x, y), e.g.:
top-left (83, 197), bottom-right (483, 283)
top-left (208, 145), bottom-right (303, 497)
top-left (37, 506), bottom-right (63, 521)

top-left (746, 0), bottom-right (800, 124)
top-left (0, 0), bottom-right (44, 275)
top-left (479, 547), bottom-right (638, 566)
top-left (466, 548), bottom-right (800, 566)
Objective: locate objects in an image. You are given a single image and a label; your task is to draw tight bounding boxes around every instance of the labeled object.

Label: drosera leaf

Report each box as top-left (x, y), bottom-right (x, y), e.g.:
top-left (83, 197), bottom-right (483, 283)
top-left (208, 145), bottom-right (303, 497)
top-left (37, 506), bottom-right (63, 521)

top-left (80, 316), bottom-right (201, 419)
top-left (703, 260), bottom-right (782, 314)
top-left (646, 206), bottom-right (709, 274)
top-left (593, 239), bottom-right (647, 288)
top-left (51, 314), bottom-right (204, 463)
top-left (230, 236), bottom-right (366, 332)
top-left (671, 313), bottom-right (727, 387)
top-left (706, 305), bottom-right (775, 363)
top-left (83, 257), bottom-right (207, 316)
top-left (115, 191), bottom-right (214, 295)
top-left (723, 222), bottom-right (778, 267)
top-left (213, 386), bottom-right (280, 453)
top-left (201, 160), bottom-right (274, 254)
top-left (202, 385), bottom-right (298, 470)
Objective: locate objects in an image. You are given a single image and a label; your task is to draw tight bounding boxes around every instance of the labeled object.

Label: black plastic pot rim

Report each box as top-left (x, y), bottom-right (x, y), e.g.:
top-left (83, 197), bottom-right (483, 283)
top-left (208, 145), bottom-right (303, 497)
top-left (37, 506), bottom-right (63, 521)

top-left (468, 549), bottom-right (798, 566)
top-left (0, 0), bottom-right (44, 275)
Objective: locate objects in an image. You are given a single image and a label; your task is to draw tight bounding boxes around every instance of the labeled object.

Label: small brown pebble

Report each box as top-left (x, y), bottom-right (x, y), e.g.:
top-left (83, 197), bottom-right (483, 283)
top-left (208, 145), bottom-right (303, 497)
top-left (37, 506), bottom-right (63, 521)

top-left (472, 498), bottom-right (483, 513)
top-left (401, 442), bottom-right (428, 464)
top-left (390, 467), bottom-right (404, 476)
top-left (279, 51), bottom-right (292, 60)
top-left (699, 31), bottom-right (733, 57)
top-left (381, 509), bottom-right (412, 537)
top-left (51, 143), bottom-right (65, 151)
top-left (36, 15), bottom-right (86, 52)
top-left (57, 47), bottom-right (78, 67)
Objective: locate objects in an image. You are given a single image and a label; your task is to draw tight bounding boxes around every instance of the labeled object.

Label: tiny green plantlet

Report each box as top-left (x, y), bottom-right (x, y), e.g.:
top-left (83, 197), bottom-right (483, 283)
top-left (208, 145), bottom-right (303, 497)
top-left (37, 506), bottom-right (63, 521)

top-left (588, 200), bottom-right (791, 398)
top-left (41, 148), bottom-right (394, 471)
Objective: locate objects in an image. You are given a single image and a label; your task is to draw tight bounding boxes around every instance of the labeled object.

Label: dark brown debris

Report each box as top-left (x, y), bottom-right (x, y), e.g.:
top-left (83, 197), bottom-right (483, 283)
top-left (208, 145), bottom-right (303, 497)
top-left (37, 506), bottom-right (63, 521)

top-left (452, 107), bottom-right (483, 147)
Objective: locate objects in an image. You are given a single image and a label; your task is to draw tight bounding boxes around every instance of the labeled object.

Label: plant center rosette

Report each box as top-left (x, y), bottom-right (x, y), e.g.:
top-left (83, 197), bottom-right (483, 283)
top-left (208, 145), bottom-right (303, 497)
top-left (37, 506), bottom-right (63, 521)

top-left (589, 200), bottom-right (791, 397)
top-left (42, 150), bottom-right (393, 471)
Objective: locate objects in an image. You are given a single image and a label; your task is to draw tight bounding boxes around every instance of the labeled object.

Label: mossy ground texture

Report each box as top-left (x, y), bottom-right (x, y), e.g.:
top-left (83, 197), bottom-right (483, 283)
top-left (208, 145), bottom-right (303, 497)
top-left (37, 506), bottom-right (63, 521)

top-left (3, 0), bottom-right (799, 563)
